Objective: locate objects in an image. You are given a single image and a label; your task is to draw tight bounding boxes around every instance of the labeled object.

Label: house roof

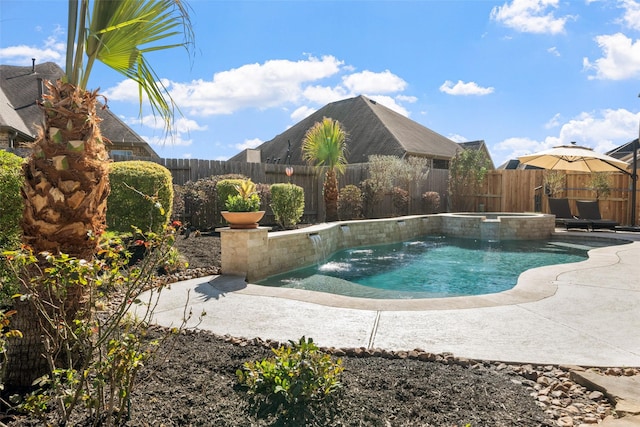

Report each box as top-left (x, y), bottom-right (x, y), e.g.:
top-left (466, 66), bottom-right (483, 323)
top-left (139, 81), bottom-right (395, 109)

top-left (456, 140), bottom-right (496, 169)
top-left (229, 95), bottom-right (462, 165)
top-left (0, 61), bottom-right (158, 157)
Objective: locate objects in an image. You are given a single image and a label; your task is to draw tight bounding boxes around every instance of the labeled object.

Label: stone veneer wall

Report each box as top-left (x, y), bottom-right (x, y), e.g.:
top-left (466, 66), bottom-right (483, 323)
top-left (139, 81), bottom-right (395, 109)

top-left (219, 213), bottom-right (554, 282)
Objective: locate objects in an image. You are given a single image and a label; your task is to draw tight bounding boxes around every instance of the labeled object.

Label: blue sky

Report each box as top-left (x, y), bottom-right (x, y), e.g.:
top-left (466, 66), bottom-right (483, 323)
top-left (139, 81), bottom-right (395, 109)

top-left (1, 0), bottom-right (639, 166)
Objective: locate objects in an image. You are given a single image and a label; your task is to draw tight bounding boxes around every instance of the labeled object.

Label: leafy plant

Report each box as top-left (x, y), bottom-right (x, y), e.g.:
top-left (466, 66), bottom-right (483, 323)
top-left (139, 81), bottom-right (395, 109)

top-left (588, 172), bottom-right (612, 200)
top-left (0, 151), bottom-right (24, 251)
top-left (107, 161), bottom-right (174, 234)
top-left (544, 170), bottom-right (566, 198)
top-left (237, 336), bottom-right (343, 418)
top-left (448, 149), bottom-right (491, 212)
top-left (3, 223), bottom-right (203, 425)
top-left (338, 185), bottom-right (363, 220)
top-left (270, 183), bottom-right (305, 229)
top-left (225, 179), bottom-right (261, 213)
top-left (218, 178), bottom-right (261, 212)
top-left (392, 187), bottom-right (409, 215)
top-left (422, 191), bottom-right (441, 213)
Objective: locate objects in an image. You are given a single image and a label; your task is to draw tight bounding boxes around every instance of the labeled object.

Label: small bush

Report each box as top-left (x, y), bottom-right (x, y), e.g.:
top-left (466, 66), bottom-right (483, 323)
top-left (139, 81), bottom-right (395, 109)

top-left (338, 185), bottom-right (363, 220)
top-left (216, 179), bottom-right (245, 210)
top-left (270, 183), bottom-right (304, 229)
top-left (0, 151), bottom-right (24, 306)
top-left (392, 186), bottom-right (409, 216)
top-left (237, 336), bottom-right (343, 417)
top-left (422, 191), bottom-right (441, 213)
top-left (0, 151), bottom-right (24, 249)
top-left (181, 174), bottom-right (245, 229)
top-left (107, 161), bottom-right (173, 234)
top-left (360, 179), bottom-right (381, 218)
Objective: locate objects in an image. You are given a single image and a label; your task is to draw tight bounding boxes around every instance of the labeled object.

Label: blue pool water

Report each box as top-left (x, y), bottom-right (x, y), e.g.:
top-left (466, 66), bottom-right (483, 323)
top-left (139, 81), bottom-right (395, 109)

top-left (257, 236), bottom-right (622, 299)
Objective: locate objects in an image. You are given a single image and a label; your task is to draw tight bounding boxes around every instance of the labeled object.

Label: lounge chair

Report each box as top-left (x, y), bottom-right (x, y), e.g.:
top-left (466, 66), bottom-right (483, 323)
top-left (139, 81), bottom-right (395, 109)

top-left (548, 198), bottom-right (591, 231)
top-left (576, 200), bottom-right (619, 231)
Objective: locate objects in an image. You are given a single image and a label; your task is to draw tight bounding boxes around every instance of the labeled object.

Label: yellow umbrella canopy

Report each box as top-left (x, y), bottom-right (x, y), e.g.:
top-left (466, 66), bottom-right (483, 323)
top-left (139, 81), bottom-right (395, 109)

top-left (518, 144), bottom-right (630, 173)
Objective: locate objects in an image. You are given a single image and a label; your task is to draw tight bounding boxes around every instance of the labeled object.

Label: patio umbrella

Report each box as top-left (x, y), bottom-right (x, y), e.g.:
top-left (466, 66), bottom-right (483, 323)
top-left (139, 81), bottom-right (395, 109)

top-left (518, 143), bottom-right (630, 173)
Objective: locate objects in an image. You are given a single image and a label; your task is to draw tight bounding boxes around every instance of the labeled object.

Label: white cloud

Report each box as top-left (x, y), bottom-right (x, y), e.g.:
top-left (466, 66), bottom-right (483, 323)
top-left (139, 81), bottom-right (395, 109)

top-left (166, 55), bottom-right (344, 116)
top-left (128, 115), bottom-right (207, 133)
top-left (545, 113), bottom-right (562, 129)
top-left (439, 80), bottom-right (495, 96)
top-left (366, 95), bottom-right (410, 116)
top-left (547, 46), bottom-right (560, 57)
top-left (396, 95), bottom-right (418, 103)
top-left (302, 85), bottom-right (349, 105)
top-left (291, 106), bottom-right (316, 122)
top-left (619, 0), bottom-right (640, 31)
top-left (494, 109), bottom-right (640, 164)
top-left (0, 45), bottom-right (63, 63)
top-left (447, 134), bottom-right (468, 143)
top-left (234, 138), bottom-right (263, 151)
top-left (490, 0), bottom-right (570, 34)
top-left (341, 70), bottom-right (407, 94)
top-left (583, 33), bottom-right (640, 80)
top-left (0, 26), bottom-right (65, 64)
top-left (143, 134), bottom-right (193, 147)
top-left (103, 79), bottom-right (144, 103)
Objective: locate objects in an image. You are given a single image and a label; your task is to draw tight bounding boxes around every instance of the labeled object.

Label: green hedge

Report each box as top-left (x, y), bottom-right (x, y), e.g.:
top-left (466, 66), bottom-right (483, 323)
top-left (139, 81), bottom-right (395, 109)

top-left (216, 179), bottom-right (245, 210)
top-left (270, 183), bottom-right (304, 229)
top-left (0, 151), bottom-right (24, 249)
top-left (107, 161), bottom-right (173, 234)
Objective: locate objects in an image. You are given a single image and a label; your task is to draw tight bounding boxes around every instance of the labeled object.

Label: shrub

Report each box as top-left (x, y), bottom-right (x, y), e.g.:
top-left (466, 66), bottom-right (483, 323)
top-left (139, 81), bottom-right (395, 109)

top-left (4, 226), bottom-right (202, 425)
top-left (422, 191), bottom-right (441, 213)
top-left (270, 183), bottom-right (304, 229)
top-left (0, 151), bottom-right (24, 307)
top-left (360, 178), bottom-right (381, 218)
top-left (448, 149), bottom-right (491, 212)
top-left (181, 174), bottom-right (245, 229)
top-left (392, 186), bottom-right (409, 216)
top-left (107, 161), bottom-right (173, 234)
top-left (0, 151), bottom-right (24, 250)
top-left (217, 179), bottom-right (246, 211)
top-left (237, 336), bottom-right (343, 419)
top-left (338, 185), bottom-right (363, 220)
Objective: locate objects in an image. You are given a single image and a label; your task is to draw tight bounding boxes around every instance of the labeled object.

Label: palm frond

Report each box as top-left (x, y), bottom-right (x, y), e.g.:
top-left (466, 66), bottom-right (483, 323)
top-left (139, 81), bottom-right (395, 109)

top-left (67, 0), bottom-right (194, 134)
top-left (302, 117), bottom-right (348, 173)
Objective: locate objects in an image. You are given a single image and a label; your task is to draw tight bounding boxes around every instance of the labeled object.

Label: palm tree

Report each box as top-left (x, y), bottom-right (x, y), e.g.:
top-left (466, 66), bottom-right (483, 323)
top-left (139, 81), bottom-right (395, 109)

top-left (301, 117), bottom-right (348, 222)
top-left (8, 0), bottom-right (193, 390)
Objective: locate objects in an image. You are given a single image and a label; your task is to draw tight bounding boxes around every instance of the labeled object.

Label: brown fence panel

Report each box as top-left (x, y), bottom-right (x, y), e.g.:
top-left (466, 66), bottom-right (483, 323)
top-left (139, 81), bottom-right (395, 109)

top-left (474, 170), bottom-right (637, 226)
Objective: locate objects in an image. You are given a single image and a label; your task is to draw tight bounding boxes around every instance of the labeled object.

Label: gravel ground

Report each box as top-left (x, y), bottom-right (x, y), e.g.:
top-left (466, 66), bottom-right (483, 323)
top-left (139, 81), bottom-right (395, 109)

top-left (4, 232), bottom-right (633, 426)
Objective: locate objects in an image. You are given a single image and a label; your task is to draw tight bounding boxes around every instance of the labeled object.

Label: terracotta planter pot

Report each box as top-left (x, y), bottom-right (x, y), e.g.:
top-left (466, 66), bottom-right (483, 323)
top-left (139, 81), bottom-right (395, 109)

top-left (221, 211), bottom-right (265, 229)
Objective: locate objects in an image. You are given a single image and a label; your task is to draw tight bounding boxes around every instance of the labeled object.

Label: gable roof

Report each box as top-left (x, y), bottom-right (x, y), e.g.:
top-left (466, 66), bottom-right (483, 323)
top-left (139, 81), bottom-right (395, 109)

top-left (0, 61), bottom-right (158, 157)
top-left (229, 95), bottom-right (461, 165)
top-left (607, 139), bottom-right (639, 169)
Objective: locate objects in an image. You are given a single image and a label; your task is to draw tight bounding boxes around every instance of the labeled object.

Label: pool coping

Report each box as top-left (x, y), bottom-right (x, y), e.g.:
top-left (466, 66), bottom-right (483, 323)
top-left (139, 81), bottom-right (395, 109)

top-left (214, 232), bottom-right (635, 311)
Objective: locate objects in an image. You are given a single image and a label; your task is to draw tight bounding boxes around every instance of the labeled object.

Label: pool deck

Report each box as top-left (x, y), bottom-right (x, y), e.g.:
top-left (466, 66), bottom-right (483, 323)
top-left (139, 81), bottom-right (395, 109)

top-left (147, 229), bottom-right (640, 368)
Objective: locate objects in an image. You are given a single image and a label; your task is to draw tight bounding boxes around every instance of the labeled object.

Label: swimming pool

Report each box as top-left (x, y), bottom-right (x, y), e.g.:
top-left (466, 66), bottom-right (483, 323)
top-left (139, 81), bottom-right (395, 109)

top-left (257, 236), bottom-right (622, 299)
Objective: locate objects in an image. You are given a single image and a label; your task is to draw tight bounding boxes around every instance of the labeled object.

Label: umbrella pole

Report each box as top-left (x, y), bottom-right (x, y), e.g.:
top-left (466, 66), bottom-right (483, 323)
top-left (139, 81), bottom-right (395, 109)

top-left (632, 136), bottom-right (638, 226)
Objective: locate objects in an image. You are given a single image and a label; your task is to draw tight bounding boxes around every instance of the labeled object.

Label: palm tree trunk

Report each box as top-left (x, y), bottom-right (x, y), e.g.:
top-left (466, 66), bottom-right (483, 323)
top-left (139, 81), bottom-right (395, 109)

top-left (324, 168), bottom-right (339, 222)
top-left (21, 79), bottom-right (110, 260)
top-left (6, 79), bottom-right (110, 390)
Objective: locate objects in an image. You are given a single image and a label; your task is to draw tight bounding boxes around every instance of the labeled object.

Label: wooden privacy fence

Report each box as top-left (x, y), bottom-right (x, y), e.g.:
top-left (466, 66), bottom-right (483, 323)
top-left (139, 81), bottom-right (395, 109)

top-left (112, 156), bottom-right (639, 227)
top-left (136, 158), bottom-right (450, 225)
top-left (474, 170), bottom-right (638, 226)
